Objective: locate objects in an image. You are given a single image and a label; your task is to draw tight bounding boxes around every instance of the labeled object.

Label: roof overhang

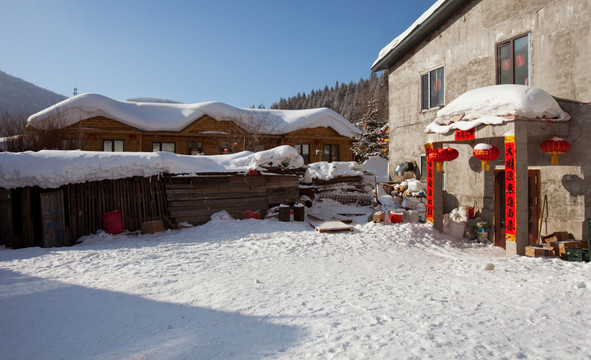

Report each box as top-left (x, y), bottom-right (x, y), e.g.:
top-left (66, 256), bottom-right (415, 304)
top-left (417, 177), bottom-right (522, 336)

top-left (371, 0), bottom-right (473, 72)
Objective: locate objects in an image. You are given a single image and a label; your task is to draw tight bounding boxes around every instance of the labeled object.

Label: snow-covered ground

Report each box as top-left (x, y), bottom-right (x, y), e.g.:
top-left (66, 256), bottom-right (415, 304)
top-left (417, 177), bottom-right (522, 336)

top-left (1, 200), bottom-right (590, 359)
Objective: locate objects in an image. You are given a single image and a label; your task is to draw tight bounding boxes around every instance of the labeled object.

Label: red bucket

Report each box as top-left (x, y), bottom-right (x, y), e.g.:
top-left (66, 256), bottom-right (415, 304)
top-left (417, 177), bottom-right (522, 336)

top-left (102, 210), bottom-right (125, 234)
top-left (389, 211), bottom-right (403, 223)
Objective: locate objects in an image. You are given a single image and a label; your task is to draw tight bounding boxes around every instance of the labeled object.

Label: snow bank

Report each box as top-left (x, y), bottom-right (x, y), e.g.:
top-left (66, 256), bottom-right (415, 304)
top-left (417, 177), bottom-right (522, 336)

top-left (2, 207), bottom-right (590, 359)
top-left (27, 93), bottom-right (360, 137)
top-left (305, 161), bottom-right (366, 181)
top-left (0, 145), bottom-right (303, 189)
top-left (426, 85), bottom-right (571, 134)
top-left (361, 156), bottom-right (389, 183)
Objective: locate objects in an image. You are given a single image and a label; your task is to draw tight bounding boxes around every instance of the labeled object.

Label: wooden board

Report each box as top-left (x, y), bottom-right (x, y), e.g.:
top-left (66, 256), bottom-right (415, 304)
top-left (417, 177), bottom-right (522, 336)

top-left (310, 220), bottom-right (354, 233)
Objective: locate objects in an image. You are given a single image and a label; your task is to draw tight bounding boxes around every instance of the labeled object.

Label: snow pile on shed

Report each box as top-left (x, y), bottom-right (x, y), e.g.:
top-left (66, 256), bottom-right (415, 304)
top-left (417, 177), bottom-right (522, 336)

top-left (425, 85), bottom-right (571, 134)
top-left (0, 145), bottom-right (303, 189)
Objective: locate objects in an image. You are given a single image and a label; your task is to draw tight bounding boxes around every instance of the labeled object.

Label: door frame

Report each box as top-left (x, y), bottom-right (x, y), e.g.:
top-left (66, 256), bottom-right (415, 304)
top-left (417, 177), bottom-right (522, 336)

top-left (494, 169), bottom-right (540, 248)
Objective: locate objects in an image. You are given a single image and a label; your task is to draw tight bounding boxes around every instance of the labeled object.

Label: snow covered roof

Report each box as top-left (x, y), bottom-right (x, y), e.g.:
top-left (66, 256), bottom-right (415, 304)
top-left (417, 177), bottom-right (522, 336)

top-left (371, 0), bottom-right (471, 71)
top-left (425, 85), bottom-right (571, 134)
top-left (27, 93), bottom-right (360, 138)
top-left (0, 146), bottom-right (305, 189)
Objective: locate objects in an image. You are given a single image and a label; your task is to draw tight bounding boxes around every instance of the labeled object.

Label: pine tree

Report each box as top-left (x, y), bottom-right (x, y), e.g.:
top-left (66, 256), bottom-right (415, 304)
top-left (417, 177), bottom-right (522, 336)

top-left (352, 96), bottom-right (388, 162)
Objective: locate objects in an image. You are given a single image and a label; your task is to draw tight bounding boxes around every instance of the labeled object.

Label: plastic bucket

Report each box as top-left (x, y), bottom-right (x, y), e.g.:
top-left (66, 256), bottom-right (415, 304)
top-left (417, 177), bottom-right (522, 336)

top-left (449, 220), bottom-right (465, 239)
top-left (102, 210), bottom-right (125, 234)
top-left (389, 211), bottom-right (403, 223)
top-left (278, 206), bottom-right (290, 222)
top-left (293, 205), bottom-right (305, 221)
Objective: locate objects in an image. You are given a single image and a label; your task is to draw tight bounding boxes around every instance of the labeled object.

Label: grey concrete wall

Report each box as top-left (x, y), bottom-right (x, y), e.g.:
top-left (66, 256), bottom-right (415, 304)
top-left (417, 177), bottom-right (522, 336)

top-left (385, 0), bottom-right (591, 240)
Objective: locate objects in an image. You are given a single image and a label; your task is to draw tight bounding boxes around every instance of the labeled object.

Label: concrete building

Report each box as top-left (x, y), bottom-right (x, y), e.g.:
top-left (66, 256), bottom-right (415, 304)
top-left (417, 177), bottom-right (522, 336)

top-left (371, 0), bottom-right (591, 256)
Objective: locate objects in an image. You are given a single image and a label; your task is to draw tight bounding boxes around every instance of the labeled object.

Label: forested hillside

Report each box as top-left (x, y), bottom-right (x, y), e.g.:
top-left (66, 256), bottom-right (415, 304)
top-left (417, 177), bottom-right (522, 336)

top-left (271, 72), bottom-right (388, 124)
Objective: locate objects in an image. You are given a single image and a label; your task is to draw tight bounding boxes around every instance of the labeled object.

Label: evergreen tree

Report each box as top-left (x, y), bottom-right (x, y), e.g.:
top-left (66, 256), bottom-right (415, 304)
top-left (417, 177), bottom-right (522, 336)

top-left (352, 96), bottom-right (388, 162)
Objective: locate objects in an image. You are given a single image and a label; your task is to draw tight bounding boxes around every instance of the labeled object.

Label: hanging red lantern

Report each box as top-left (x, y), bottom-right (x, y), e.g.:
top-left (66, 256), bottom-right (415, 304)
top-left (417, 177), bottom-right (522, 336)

top-left (473, 143), bottom-right (500, 171)
top-left (502, 58), bottom-right (511, 71)
top-left (540, 136), bottom-right (570, 165)
top-left (428, 147), bottom-right (458, 172)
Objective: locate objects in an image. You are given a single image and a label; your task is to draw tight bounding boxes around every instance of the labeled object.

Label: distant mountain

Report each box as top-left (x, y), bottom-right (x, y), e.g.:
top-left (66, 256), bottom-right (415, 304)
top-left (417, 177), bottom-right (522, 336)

top-left (0, 70), bottom-right (67, 123)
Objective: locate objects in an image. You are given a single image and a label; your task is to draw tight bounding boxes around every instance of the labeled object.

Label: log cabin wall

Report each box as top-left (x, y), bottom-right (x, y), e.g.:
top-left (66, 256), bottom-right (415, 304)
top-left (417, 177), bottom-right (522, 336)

top-left (56, 115), bottom-right (356, 160)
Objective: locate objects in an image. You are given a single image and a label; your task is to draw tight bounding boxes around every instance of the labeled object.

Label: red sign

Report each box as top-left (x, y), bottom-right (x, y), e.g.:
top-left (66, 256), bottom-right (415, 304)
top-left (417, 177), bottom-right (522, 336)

top-left (454, 128), bottom-right (475, 141)
top-left (505, 136), bottom-right (516, 242)
top-left (425, 144), bottom-right (434, 223)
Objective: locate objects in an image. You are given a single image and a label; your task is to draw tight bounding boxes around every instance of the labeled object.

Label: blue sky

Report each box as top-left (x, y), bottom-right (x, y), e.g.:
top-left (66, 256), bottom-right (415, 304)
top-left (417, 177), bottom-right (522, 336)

top-left (1, 0), bottom-right (435, 107)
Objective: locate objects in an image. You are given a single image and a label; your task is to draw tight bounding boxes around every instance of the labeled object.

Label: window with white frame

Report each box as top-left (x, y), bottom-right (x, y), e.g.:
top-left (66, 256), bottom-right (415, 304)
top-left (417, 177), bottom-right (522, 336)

top-left (152, 142), bottom-right (175, 153)
top-left (420, 66), bottom-right (445, 110)
top-left (295, 144), bottom-right (310, 164)
top-left (103, 139), bottom-right (124, 152)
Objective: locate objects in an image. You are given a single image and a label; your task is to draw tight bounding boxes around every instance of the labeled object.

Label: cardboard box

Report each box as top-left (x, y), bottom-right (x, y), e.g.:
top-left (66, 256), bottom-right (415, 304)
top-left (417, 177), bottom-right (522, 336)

top-left (554, 240), bottom-right (588, 260)
top-left (525, 245), bottom-right (555, 258)
top-left (541, 231), bottom-right (570, 244)
top-left (373, 210), bottom-right (385, 223)
top-left (141, 220), bottom-right (164, 234)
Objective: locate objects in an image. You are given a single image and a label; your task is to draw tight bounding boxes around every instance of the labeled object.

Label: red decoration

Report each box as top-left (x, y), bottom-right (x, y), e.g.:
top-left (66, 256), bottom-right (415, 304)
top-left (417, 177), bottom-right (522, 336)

top-left (433, 78), bottom-right (442, 92)
top-left (129, 134), bottom-right (137, 141)
top-left (473, 143), bottom-right (500, 171)
top-left (454, 128), bottom-right (475, 141)
top-left (223, 148), bottom-right (229, 153)
top-left (505, 136), bottom-right (516, 242)
top-left (540, 136), bottom-right (570, 165)
top-left (515, 54), bottom-right (526, 67)
top-left (424, 143), bottom-right (434, 223)
top-left (89, 134), bottom-right (96, 141)
top-left (502, 58), bottom-right (511, 71)
top-left (233, 142), bottom-right (239, 147)
top-left (428, 147), bottom-right (458, 172)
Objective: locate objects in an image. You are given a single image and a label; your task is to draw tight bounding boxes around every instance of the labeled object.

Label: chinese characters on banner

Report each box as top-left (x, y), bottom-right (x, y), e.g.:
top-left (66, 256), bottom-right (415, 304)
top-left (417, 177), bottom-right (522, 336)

top-left (454, 128), bottom-right (475, 141)
top-left (424, 143), bottom-right (434, 223)
top-left (505, 136), bottom-right (516, 242)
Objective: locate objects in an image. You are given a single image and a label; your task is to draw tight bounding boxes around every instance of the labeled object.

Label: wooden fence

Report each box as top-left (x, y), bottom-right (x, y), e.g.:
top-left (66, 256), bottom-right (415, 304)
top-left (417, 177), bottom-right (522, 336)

top-left (0, 173), bottom-right (300, 249)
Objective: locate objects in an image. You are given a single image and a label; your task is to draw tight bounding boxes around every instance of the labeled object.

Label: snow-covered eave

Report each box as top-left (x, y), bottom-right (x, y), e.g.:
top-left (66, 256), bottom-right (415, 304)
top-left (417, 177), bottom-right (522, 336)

top-left (425, 114), bottom-right (571, 135)
top-left (27, 93), bottom-right (360, 138)
top-left (371, 0), bottom-right (472, 72)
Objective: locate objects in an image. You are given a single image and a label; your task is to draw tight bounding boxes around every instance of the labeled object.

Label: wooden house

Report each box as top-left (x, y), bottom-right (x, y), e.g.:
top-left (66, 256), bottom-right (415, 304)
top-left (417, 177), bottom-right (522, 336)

top-left (26, 94), bottom-right (360, 164)
top-left (371, 0), bottom-right (590, 256)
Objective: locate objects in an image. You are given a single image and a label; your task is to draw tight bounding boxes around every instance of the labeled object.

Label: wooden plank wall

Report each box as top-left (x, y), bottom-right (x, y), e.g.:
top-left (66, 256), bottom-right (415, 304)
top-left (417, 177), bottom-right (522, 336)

top-left (166, 174), bottom-right (299, 225)
top-left (2, 173), bottom-right (299, 248)
top-left (66, 176), bottom-right (169, 241)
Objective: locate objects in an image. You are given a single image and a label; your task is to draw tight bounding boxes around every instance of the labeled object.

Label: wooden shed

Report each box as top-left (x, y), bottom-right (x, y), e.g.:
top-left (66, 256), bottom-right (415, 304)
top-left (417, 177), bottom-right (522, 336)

top-left (0, 172), bottom-right (300, 249)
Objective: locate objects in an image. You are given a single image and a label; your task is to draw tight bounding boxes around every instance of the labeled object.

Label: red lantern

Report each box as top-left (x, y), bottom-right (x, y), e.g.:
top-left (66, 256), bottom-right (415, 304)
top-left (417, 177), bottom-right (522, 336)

top-left (540, 136), bottom-right (570, 165)
top-left (428, 147), bottom-right (458, 172)
top-left (473, 143), bottom-right (500, 171)
top-left (502, 58), bottom-right (511, 71)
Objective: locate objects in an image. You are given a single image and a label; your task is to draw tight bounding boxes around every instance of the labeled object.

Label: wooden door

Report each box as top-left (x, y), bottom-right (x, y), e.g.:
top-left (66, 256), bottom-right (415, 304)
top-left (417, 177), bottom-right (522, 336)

top-left (494, 170), bottom-right (540, 248)
top-left (40, 190), bottom-right (65, 248)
